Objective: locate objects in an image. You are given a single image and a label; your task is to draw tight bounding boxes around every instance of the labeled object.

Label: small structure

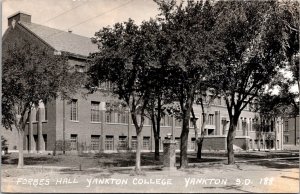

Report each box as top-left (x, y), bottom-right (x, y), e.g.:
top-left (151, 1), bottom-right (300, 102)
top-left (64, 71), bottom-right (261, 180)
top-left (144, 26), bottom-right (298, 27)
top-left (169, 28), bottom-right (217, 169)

top-left (163, 133), bottom-right (177, 171)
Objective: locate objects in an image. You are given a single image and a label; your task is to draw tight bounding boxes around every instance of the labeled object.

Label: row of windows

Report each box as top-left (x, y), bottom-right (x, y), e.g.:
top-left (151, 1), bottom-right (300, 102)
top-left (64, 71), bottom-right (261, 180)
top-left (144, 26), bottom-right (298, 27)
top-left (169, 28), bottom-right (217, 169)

top-left (71, 99), bottom-right (185, 125)
top-left (69, 135), bottom-right (196, 151)
top-left (194, 95), bottom-right (253, 110)
top-left (71, 99), bottom-right (277, 133)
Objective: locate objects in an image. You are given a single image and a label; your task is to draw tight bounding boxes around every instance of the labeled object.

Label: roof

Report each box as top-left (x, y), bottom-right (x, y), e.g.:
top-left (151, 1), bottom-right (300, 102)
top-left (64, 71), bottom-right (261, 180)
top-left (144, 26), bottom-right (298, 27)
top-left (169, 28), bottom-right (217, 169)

top-left (19, 21), bottom-right (98, 57)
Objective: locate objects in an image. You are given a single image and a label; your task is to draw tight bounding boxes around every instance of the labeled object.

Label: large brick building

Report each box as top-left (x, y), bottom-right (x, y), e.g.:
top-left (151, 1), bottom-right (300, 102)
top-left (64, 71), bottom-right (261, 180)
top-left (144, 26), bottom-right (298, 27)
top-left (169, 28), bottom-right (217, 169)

top-left (283, 116), bottom-right (300, 147)
top-left (2, 12), bottom-right (285, 153)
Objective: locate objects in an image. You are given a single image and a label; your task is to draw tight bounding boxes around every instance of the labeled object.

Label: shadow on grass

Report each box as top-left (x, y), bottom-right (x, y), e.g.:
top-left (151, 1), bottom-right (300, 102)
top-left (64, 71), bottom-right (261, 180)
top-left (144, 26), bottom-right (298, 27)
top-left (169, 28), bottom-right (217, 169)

top-left (248, 158), bottom-right (299, 169)
top-left (94, 153), bottom-right (163, 167)
top-left (198, 152), bottom-right (299, 160)
top-left (2, 155), bottom-right (62, 165)
top-left (59, 168), bottom-right (111, 176)
top-left (204, 185), bottom-right (252, 193)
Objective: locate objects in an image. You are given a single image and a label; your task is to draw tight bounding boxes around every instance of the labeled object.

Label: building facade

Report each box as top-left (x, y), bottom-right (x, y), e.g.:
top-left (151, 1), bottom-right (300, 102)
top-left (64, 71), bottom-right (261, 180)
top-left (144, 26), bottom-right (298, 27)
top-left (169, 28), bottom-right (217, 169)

top-left (2, 12), bottom-right (285, 153)
top-left (283, 116), bottom-right (300, 146)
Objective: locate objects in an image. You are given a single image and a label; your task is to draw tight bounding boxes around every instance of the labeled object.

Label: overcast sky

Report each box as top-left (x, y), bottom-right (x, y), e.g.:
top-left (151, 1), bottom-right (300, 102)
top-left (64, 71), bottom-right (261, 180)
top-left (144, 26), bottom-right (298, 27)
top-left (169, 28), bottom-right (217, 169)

top-left (2, 0), bottom-right (159, 37)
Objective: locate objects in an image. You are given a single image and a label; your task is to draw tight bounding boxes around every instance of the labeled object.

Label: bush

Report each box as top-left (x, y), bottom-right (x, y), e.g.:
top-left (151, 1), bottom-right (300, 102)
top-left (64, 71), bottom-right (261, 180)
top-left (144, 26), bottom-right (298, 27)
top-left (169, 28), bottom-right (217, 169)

top-left (1, 136), bottom-right (8, 154)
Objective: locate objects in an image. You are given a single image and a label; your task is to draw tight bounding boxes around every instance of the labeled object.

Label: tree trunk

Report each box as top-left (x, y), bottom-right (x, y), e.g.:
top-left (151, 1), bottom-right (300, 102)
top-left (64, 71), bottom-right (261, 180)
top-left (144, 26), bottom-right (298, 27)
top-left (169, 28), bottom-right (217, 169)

top-left (274, 117), bottom-right (277, 151)
top-left (227, 118), bottom-right (238, 165)
top-left (179, 111), bottom-right (190, 168)
top-left (135, 130), bottom-right (142, 172)
top-left (197, 140), bottom-right (203, 159)
top-left (154, 137), bottom-right (160, 161)
top-left (17, 130), bottom-right (24, 168)
top-left (197, 111), bottom-right (206, 159)
top-left (155, 97), bottom-right (162, 161)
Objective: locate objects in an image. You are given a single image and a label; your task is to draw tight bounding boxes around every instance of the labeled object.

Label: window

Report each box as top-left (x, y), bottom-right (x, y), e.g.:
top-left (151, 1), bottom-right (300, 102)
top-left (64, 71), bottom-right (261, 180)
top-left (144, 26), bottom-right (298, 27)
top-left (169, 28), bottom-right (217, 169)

top-left (105, 136), bottom-right (114, 150)
top-left (208, 95), bottom-right (214, 104)
top-left (131, 136), bottom-right (137, 150)
top-left (118, 136), bottom-right (127, 149)
top-left (216, 96), bottom-right (222, 105)
top-left (75, 64), bottom-right (85, 73)
top-left (190, 119), bottom-right (195, 128)
top-left (190, 138), bottom-right (196, 150)
top-left (35, 108), bottom-right (39, 121)
top-left (105, 112), bottom-right (112, 123)
top-left (91, 135), bottom-right (100, 150)
top-left (100, 81), bottom-right (113, 91)
top-left (144, 117), bottom-right (152, 125)
top-left (208, 114), bottom-right (214, 125)
top-left (249, 118), bottom-right (252, 131)
top-left (117, 112), bottom-right (128, 124)
top-left (239, 117), bottom-right (243, 130)
top-left (70, 134), bottom-right (78, 150)
top-left (143, 137), bottom-right (150, 150)
top-left (43, 135), bottom-right (47, 150)
top-left (160, 116), bottom-right (172, 126)
top-left (253, 118), bottom-right (259, 131)
top-left (70, 99), bottom-right (78, 121)
top-left (175, 137), bottom-right (181, 150)
top-left (249, 102), bottom-right (253, 110)
top-left (242, 118), bottom-right (247, 131)
top-left (208, 129), bottom-right (214, 135)
top-left (91, 101), bottom-right (100, 122)
top-left (175, 119), bottom-right (181, 127)
top-left (284, 136), bottom-right (289, 143)
top-left (284, 121), bottom-right (289, 131)
top-left (44, 105), bottom-right (48, 121)
top-left (166, 116), bottom-right (172, 126)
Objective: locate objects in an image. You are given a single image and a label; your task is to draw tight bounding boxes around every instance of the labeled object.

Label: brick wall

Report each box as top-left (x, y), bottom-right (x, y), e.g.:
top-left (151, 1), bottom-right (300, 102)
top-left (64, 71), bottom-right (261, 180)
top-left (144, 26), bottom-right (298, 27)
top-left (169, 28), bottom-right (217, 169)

top-left (202, 136), bottom-right (227, 151)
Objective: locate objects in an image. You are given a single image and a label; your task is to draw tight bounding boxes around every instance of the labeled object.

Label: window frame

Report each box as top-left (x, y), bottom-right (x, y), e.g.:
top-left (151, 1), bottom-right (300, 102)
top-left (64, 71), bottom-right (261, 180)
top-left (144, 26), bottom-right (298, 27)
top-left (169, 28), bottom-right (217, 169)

top-left (91, 101), bottom-right (101, 122)
top-left (70, 99), bottom-right (78, 121)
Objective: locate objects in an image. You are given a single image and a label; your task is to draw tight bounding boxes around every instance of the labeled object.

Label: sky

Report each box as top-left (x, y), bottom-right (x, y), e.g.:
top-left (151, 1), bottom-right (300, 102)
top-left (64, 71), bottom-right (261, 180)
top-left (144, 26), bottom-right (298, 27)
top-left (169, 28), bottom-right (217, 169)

top-left (2, 0), bottom-right (298, 94)
top-left (2, 0), bottom-right (160, 37)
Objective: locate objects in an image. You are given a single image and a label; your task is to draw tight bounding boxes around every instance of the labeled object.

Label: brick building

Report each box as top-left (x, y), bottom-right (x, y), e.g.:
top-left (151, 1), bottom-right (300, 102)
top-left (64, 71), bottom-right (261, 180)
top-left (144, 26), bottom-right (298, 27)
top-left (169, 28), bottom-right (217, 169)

top-left (283, 116), bottom-right (300, 146)
top-left (2, 12), bottom-right (285, 153)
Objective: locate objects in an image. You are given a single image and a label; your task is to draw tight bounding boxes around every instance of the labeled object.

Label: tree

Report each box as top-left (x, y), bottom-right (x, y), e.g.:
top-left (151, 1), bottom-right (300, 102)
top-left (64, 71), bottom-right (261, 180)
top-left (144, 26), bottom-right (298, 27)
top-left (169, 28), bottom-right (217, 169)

top-left (253, 90), bottom-right (291, 150)
top-left (88, 19), bottom-right (159, 172)
top-left (191, 88), bottom-right (218, 159)
top-left (154, 0), bottom-right (222, 168)
top-left (145, 89), bottom-right (168, 161)
top-left (143, 20), bottom-right (172, 161)
top-left (213, 1), bottom-right (298, 164)
top-left (2, 40), bottom-right (83, 168)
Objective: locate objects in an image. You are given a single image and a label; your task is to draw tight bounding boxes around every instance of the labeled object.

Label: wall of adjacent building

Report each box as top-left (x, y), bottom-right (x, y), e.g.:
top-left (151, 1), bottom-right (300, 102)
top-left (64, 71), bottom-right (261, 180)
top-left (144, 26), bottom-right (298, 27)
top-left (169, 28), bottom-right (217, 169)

top-left (283, 116), bottom-right (299, 146)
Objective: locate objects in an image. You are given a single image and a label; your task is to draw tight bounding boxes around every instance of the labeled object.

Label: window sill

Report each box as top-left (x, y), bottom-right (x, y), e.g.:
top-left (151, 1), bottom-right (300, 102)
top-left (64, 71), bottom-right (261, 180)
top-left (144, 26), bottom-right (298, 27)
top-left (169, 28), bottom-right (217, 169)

top-left (107, 123), bottom-right (129, 125)
top-left (91, 122), bottom-right (102, 124)
top-left (70, 120), bottom-right (79, 123)
top-left (27, 120), bottom-right (48, 124)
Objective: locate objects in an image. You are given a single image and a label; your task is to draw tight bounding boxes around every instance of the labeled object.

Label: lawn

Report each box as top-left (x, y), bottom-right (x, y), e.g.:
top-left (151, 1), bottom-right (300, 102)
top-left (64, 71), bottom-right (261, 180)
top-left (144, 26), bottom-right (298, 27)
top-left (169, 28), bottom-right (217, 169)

top-left (2, 150), bottom-right (298, 169)
top-left (1, 151), bottom-right (299, 193)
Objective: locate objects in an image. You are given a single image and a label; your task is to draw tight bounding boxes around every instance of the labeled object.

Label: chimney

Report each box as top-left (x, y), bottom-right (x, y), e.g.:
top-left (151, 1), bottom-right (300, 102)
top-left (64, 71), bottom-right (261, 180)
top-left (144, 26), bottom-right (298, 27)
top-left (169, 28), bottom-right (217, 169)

top-left (8, 11), bottom-right (31, 27)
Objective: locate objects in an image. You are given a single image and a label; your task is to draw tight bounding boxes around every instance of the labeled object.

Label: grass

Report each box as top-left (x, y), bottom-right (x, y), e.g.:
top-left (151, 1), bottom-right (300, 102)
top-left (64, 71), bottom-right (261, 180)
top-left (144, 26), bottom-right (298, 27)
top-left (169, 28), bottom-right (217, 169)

top-left (1, 150), bottom-right (298, 169)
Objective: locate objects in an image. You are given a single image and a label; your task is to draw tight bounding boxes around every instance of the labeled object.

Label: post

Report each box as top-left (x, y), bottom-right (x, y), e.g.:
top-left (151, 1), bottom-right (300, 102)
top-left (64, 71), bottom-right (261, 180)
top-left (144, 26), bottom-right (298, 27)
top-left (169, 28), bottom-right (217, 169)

top-left (163, 134), bottom-right (177, 171)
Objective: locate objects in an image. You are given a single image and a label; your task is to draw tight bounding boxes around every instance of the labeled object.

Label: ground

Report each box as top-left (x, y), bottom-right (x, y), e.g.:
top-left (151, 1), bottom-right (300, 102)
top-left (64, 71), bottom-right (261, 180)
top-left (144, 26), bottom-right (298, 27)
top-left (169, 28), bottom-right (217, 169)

top-left (1, 150), bottom-right (299, 193)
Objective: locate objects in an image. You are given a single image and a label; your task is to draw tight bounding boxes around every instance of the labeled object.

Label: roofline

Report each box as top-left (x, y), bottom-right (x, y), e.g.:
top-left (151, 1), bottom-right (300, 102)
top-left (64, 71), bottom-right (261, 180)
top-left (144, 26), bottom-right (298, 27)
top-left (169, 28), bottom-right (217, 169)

top-left (17, 22), bottom-right (94, 60)
top-left (62, 51), bottom-right (90, 60)
top-left (8, 11), bottom-right (31, 19)
top-left (18, 22), bottom-right (55, 51)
